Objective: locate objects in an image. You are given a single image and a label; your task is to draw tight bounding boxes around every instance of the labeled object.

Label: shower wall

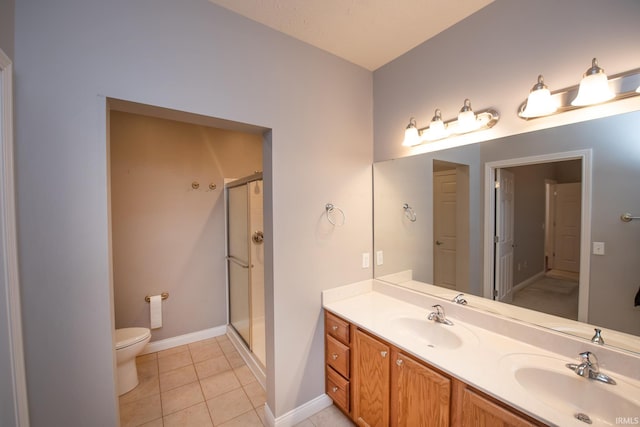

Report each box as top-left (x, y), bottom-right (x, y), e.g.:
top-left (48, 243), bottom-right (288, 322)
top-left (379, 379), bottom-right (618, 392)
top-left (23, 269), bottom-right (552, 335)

top-left (109, 111), bottom-right (262, 341)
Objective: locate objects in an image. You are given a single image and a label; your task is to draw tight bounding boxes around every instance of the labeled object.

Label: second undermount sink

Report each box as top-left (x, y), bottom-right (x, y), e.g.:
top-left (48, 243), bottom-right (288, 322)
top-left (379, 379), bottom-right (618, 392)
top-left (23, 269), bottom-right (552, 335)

top-left (500, 353), bottom-right (640, 425)
top-left (386, 315), bottom-right (478, 350)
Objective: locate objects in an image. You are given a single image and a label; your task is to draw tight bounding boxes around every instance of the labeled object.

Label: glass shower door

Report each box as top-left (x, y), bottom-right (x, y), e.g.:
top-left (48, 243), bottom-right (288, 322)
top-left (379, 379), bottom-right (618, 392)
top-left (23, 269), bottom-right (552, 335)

top-left (227, 184), bottom-right (251, 346)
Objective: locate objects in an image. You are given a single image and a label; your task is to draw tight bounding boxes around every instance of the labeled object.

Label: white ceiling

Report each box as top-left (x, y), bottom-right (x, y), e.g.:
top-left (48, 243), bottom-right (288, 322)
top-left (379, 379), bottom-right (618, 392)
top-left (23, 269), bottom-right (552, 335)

top-left (208, 0), bottom-right (494, 71)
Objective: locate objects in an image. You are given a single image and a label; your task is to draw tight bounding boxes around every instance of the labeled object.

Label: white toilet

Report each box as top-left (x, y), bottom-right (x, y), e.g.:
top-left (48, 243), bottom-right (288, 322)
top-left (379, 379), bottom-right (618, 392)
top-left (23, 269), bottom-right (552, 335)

top-left (115, 327), bottom-right (151, 396)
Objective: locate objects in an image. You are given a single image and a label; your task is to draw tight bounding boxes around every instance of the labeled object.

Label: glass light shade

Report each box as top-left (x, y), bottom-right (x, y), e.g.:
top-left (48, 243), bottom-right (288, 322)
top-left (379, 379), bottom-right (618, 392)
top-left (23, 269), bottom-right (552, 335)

top-left (402, 120), bottom-right (421, 147)
top-left (520, 75), bottom-right (558, 118)
top-left (636, 85), bottom-right (640, 93)
top-left (455, 99), bottom-right (480, 133)
top-left (571, 59), bottom-right (614, 106)
top-left (423, 109), bottom-right (449, 141)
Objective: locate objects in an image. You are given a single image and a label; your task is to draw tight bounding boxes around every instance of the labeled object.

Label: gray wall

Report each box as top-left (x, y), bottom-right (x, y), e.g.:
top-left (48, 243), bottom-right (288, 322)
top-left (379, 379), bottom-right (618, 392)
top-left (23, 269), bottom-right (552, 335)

top-left (14, 0), bottom-right (372, 424)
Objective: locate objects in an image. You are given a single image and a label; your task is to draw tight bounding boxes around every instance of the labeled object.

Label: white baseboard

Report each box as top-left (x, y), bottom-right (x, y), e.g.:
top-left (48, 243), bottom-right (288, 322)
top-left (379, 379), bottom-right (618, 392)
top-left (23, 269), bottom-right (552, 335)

top-left (263, 394), bottom-right (333, 427)
top-left (141, 325), bottom-right (228, 354)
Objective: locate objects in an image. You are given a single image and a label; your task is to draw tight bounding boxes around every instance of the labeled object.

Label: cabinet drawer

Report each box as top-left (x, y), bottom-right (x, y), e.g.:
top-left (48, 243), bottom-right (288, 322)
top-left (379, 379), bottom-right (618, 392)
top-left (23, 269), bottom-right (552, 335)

top-left (326, 335), bottom-right (350, 378)
top-left (327, 366), bottom-right (350, 413)
top-left (326, 311), bottom-right (350, 345)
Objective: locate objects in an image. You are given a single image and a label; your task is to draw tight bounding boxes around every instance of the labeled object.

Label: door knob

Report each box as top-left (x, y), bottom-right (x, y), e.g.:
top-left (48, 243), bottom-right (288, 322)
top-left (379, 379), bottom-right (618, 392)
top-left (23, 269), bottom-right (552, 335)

top-left (436, 240), bottom-right (444, 246)
top-left (252, 231), bottom-right (264, 244)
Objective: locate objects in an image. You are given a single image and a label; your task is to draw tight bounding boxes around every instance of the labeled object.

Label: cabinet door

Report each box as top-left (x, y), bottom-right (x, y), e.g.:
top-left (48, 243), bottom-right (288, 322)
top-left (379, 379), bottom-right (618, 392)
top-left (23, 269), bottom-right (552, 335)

top-left (353, 329), bottom-right (390, 427)
top-left (391, 350), bottom-right (451, 427)
top-left (459, 386), bottom-right (539, 427)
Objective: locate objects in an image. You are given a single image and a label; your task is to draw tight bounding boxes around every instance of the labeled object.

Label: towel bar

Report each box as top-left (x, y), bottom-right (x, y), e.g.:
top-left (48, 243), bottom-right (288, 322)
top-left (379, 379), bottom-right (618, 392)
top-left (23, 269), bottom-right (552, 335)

top-left (145, 292), bottom-right (169, 303)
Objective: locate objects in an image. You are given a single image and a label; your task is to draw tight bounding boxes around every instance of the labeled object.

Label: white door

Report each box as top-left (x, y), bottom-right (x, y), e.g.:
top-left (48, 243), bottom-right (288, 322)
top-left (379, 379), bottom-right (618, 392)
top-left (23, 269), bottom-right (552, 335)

top-left (434, 170), bottom-right (457, 289)
top-left (495, 169), bottom-right (515, 301)
top-left (553, 183), bottom-right (581, 273)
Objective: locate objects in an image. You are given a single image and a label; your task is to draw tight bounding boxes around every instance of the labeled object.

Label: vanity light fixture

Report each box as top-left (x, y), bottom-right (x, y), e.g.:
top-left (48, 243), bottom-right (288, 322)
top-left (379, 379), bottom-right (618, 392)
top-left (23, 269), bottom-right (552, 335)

top-left (519, 75), bottom-right (558, 118)
top-left (571, 58), bottom-right (615, 106)
top-left (518, 58), bottom-right (640, 119)
top-left (402, 117), bottom-right (421, 147)
top-left (402, 100), bottom-right (499, 146)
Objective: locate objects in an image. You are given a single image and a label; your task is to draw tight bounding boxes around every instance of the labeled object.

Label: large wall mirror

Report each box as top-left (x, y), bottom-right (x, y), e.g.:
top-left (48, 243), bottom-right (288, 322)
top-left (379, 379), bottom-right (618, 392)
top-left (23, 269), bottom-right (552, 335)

top-left (374, 110), bottom-right (640, 354)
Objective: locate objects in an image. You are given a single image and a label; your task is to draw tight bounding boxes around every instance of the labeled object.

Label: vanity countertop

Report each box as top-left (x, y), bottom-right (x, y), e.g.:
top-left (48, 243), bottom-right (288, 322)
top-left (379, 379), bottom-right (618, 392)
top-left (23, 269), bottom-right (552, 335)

top-left (322, 279), bottom-right (640, 427)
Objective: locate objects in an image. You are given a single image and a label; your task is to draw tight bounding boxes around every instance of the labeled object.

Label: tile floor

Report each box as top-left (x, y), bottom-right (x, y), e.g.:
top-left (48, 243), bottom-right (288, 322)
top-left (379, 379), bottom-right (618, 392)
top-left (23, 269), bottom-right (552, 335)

top-left (119, 334), bottom-right (354, 427)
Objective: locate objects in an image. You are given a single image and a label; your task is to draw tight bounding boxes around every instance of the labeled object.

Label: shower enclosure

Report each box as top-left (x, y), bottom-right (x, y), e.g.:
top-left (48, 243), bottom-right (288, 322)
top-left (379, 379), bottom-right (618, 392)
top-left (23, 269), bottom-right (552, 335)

top-left (226, 173), bottom-right (265, 368)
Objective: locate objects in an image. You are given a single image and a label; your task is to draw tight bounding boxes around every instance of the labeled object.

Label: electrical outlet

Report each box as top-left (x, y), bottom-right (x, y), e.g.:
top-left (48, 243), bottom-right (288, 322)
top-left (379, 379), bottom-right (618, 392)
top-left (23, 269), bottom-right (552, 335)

top-left (362, 252), bottom-right (370, 268)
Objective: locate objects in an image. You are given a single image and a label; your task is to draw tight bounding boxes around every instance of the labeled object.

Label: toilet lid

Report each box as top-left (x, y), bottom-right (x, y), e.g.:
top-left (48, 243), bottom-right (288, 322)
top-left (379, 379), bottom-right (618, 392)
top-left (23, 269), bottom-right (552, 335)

top-left (115, 327), bottom-right (151, 350)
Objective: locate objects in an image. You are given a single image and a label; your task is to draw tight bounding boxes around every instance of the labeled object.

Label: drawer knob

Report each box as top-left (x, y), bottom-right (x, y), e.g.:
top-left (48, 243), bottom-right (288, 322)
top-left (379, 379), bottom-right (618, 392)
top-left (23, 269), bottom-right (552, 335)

top-left (332, 353), bottom-right (339, 360)
top-left (396, 359), bottom-right (404, 366)
top-left (380, 351), bottom-right (388, 358)
top-left (332, 325), bottom-right (339, 331)
top-left (332, 386), bottom-right (338, 393)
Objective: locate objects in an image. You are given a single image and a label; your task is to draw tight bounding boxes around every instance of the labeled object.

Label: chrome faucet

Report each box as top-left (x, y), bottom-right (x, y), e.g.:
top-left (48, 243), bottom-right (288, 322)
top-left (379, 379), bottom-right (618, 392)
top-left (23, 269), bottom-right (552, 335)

top-left (566, 351), bottom-right (616, 385)
top-left (452, 293), bottom-right (468, 305)
top-left (427, 304), bottom-right (453, 326)
top-left (591, 328), bottom-right (605, 345)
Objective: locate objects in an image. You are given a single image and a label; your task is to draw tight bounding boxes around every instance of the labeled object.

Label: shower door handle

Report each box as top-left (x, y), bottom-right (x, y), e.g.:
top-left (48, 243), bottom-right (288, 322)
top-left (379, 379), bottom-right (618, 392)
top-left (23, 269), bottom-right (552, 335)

top-left (226, 256), bottom-right (252, 269)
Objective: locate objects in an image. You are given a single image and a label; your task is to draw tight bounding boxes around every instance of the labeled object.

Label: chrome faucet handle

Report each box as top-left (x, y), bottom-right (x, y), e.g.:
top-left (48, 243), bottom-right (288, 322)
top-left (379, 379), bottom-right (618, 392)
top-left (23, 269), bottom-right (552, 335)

top-left (452, 293), bottom-right (467, 305)
top-left (427, 304), bottom-right (453, 325)
top-left (579, 351), bottom-right (599, 372)
top-left (591, 328), bottom-right (605, 345)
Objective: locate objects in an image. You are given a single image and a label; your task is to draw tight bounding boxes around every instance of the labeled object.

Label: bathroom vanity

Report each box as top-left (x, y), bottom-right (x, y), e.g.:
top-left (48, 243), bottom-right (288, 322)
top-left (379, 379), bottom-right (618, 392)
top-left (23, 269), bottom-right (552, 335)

top-left (322, 280), bottom-right (640, 426)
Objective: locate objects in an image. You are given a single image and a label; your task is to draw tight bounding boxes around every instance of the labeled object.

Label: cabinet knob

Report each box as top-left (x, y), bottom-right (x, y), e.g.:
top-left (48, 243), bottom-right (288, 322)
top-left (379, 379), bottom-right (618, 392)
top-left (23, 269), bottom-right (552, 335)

top-left (380, 351), bottom-right (388, 358)
top-left (331, 353), bottom-right (339, 360)
top-left (332, 325), bottom-right (338, 331)
top-left (396, 359), bottom-right (404, 366)
top-left (332, 386), bottom-right (338, 393)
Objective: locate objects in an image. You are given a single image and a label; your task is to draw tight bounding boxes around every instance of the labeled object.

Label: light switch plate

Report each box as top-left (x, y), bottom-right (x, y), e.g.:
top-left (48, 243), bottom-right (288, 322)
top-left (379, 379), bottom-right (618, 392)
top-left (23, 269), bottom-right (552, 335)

top-left (376, 250), bottom-right (384, 266)
top-left (593, 242), bottom-right (605, 255)
top-left (362, 252), bottom-right (370, 268)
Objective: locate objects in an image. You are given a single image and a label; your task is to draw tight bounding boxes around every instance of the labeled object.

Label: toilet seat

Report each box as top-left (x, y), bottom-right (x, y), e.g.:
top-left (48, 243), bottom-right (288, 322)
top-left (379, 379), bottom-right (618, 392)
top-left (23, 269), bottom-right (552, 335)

top-left (115, 327), bottom-right (151, 350)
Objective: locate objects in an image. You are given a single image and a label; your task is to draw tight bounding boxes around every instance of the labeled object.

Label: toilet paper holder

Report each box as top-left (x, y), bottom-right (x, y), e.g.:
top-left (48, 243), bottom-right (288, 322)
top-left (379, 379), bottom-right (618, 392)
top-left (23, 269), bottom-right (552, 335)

top-left (145, 292), bottom-right (169, 303)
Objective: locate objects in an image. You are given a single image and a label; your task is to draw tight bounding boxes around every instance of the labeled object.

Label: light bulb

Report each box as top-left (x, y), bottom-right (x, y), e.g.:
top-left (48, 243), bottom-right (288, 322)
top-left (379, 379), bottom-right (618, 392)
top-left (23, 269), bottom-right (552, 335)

top-left (456, 99), bottom-right (479, 133)
top-left (402, 118), bottom-right (421, 147)
top-left (571, 58), bottom-right (615, 106)
top-left (520, 75), bottom-right (558, 118)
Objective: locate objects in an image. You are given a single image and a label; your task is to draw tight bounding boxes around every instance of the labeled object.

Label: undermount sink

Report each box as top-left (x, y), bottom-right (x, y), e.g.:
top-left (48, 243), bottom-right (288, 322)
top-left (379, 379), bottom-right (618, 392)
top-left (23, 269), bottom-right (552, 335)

top-left (500, 353), bottom-right (640, 425)
top-left (386, 315), bottom-right (477, 350)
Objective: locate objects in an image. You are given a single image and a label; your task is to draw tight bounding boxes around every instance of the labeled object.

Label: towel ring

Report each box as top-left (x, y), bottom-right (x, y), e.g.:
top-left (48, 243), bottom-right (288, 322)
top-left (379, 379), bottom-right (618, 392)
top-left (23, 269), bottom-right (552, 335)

top-left (403, 203), bottom-right (417, 222)
top-left (326, 203), bottom-right (346, 226)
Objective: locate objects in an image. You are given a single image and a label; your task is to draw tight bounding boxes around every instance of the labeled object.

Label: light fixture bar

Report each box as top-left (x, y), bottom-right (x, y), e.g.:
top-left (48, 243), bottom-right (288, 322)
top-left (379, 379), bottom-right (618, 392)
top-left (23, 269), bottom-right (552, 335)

top-left (518, 66), bottom-right (640, 120)
top-left (411, 107), bottom-right (499, 143)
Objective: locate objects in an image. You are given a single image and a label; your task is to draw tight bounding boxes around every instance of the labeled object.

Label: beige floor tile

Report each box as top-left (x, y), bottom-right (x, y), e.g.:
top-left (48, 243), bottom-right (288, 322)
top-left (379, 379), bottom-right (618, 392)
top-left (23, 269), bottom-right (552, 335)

top-left (293, 420), bottom-right (315, 427)
top-left (189, 341), bottom-right (224, 363)
top-left (225, 350), bottom-right (245, 368)
top-left (233, 365), bottom-right (256, 386)
top-left (161, 381), bottom-right (204, 416)
top-left (158, 350), bottom-right (193, 373)
top-left (206, 388), bottom-right (254, 425)
top-left (200, 370), bottom-right (241, 400)
top-left (243, 381), bottom-right (266, 408)
top-left (195, 354), bottom-right (231, 379)
top-left (218, 409), bottom-right (264, 427)
top-left (136, 358), bottom-right (159, 380)
top-left (216, 335), bottom-right (231, 343)
top-left (308, 405), bottom-right (354, 427)
top-left (163, 402), bottom-right (213, 427)
top-left (137, 352), bottom-right (157, 363)
top-left (160, 364), bottom-right (198, 392)
top-left (189, 337), bottom-right (218, 348)
top-left (255, 405), bottom-right (268, 427)
top-left (218, 339), bottom-right (236, 355)
top-left (119, 376), bottom-right (160, 405)
top-left (139, 418), bottom-right (164, 427)
top-left (158, 344), bottom-right (189, 358)
top-left (119, 393), bottom-right (162, 427)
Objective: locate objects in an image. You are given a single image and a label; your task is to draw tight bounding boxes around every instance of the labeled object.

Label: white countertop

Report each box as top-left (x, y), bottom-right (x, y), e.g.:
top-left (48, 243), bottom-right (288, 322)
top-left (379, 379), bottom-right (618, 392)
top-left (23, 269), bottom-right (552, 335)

top-left (322, 279), bottom-right (640, 427)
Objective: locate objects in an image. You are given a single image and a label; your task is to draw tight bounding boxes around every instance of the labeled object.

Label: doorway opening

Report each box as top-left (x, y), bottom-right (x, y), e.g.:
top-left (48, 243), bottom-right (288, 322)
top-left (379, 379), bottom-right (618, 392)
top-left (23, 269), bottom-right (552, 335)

top-left (484, 150), bottom-right (592, 322)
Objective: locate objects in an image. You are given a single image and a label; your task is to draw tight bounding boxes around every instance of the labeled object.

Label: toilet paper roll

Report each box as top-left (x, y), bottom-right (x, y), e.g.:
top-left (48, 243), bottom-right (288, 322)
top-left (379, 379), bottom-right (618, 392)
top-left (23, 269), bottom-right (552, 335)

top-left (149, 294), bottom-right (162, 329)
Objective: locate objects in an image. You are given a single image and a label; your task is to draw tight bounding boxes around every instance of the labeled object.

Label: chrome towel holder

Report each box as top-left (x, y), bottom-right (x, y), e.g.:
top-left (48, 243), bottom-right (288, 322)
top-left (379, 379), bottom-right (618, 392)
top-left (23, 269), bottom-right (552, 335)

top-left (325, 203), bottom-right (346, 226)
top-left (145, 292), bottom-right (169, 303)
top-left (621, 213), bottom-right (640, 222)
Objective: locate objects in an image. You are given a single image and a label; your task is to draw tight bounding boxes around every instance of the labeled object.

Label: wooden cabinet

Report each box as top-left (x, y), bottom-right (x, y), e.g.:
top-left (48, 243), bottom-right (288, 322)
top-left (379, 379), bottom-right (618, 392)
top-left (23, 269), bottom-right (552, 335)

top-left (353, 329), bottom-right (390, 427)
top-left (325, 309), bottom-right (549, 427)
top-left (325, 311), bottom-right (352, 415)
top-left (452, 380), bottom-right (544, 427)
top-left (391, 349), bottom-right (451, 427)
